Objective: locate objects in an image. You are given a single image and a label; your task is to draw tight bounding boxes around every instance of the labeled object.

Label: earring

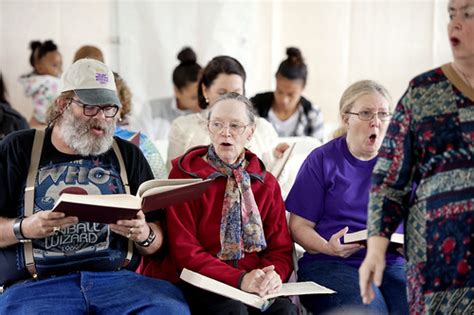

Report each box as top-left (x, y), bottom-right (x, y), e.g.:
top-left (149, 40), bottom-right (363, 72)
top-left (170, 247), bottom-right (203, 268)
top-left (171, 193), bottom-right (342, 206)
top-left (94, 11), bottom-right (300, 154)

top-left (205, 97), bottom-right (209, 104)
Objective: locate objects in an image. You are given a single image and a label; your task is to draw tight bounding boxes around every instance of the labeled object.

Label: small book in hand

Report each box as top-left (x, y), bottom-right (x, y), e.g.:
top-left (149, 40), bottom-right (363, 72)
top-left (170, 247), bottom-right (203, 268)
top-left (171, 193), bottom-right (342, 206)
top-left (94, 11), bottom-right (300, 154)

top-left (343, 229), bottom-right (404, 252)
top-left (52, 178), bottom-right (212, 224)
top-left (180, 268), bottom-right (335, 311)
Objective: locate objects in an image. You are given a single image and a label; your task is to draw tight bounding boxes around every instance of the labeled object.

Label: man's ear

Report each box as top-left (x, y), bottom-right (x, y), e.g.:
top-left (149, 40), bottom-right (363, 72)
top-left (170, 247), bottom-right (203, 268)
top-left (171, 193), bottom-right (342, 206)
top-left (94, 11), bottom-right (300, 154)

top-left (56, 97), bottom-right (69, 112)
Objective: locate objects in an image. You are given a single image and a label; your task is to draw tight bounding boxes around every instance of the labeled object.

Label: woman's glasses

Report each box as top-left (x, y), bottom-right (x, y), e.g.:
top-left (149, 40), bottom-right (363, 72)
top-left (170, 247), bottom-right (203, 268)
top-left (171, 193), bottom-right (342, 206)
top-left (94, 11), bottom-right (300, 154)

top-left (70, 99), bottom-right (119, 118)
top-left (345, 111), bottom-right (392, 121)
top-left (208, 120), bottom-right (251, 135)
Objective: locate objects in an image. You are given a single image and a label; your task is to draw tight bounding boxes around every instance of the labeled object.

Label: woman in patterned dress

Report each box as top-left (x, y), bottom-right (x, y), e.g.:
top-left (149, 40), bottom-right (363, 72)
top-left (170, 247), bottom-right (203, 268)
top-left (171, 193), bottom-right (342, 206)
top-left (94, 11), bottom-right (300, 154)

top-left (359, 0), bottom-right (474, 313)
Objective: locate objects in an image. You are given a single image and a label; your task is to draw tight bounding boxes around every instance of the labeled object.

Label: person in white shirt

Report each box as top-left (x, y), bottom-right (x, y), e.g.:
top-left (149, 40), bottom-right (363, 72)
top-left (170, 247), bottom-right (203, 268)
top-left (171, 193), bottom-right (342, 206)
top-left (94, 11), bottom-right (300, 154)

top-left (167, 55), bottom-right (289, 171)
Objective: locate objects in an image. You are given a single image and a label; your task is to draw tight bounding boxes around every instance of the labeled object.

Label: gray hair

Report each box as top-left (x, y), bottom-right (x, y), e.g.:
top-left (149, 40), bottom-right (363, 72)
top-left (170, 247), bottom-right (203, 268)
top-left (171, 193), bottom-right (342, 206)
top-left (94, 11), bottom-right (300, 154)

top-left (333, 80), bottom-right (393, 138)
top-left (207, 92), bottom-right (257, 124)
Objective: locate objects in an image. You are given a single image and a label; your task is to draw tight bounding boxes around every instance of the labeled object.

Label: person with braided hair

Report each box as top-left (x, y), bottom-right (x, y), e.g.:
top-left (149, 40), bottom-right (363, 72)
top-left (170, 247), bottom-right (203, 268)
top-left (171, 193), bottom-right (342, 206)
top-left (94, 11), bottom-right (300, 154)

top-left (251, 47), bottom-right (324, 142)
top-left (19, 40), bottom-right (63, 128)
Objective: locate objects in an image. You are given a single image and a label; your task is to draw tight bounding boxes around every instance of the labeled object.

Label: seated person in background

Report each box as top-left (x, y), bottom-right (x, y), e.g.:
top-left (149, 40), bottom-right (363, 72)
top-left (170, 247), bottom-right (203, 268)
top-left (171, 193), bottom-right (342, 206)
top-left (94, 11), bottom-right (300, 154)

top-left (19, 40), bottom-right (62, 128)
top-left (0, 59), bottom-right (189, 314)
top-left (73, 45), bottom-right (166, 179)
top-left (140, 47), bottom-right (202, 141)
top-left (285, 80), bottom-right (408, 315)
top-left (251, 47), bottom-right (324, 142)
top-left (143, 93), bottom-right (296, 314)
top-left (167, 55), bottom-right (288, 171)
top-left (0, 72), bottom-right (29, 140)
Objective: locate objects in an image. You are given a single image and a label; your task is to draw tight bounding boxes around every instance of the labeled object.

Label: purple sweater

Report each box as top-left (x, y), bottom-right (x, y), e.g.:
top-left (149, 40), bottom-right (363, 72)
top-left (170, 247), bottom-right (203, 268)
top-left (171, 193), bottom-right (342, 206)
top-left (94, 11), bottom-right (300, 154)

top-left (286, 136), bottom-right (404, 268)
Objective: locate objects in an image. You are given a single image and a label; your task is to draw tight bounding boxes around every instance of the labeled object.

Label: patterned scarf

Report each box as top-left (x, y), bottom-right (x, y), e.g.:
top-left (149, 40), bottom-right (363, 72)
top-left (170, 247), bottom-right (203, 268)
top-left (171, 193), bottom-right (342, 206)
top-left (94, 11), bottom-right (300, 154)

top-left (207, 145), bottom-right (267, 261)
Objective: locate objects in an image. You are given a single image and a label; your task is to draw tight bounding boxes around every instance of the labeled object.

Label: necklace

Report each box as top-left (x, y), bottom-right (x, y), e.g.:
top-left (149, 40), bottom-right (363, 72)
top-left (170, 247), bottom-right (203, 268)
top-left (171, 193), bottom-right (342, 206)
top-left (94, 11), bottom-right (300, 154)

top-left (452, 62), bottom-right (474, 89)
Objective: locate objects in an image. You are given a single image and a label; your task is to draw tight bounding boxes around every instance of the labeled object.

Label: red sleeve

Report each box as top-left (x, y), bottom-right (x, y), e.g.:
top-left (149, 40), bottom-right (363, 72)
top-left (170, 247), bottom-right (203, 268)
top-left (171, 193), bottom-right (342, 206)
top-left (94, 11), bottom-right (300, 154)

top-left (258, 177), bottom-right (294, 282)
top-left (167, 167), bottom-right (245, 287)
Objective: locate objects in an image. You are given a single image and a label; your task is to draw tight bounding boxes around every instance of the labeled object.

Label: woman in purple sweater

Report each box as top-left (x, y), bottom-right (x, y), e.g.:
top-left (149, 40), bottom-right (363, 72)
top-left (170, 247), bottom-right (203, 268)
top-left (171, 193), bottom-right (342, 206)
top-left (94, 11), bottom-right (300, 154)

top-left (286, 80), bottom-right (408, 314)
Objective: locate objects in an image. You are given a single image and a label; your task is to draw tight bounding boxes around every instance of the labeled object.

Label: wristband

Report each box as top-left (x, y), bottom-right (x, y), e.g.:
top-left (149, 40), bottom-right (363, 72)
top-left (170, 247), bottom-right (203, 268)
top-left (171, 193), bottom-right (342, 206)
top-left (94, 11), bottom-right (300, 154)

top-left (135, 228), bottom-right (156, 247)
top-left (13, 217), bottom-right (30, 243)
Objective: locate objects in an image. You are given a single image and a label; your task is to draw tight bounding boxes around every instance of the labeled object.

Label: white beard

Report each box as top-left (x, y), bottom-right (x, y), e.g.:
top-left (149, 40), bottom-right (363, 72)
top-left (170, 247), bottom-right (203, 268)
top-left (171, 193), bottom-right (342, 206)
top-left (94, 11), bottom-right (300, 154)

top-left (60, 106), bottom-right (116, 156)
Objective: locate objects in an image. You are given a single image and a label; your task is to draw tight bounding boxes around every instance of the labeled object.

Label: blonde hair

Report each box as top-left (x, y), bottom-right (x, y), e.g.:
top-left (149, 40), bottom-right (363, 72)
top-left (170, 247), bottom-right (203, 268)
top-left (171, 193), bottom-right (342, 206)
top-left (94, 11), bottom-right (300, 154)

top-left (73, 45), bottom-right (104, 63)
top-left (333, 80), bottom-right (393, 138)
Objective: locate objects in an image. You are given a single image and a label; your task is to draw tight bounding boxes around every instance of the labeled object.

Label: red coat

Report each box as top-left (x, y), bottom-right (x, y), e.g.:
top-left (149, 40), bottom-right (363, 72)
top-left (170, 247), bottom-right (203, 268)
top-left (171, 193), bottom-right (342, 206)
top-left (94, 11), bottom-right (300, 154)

top-left (141, 146), bottom-right (293, 288)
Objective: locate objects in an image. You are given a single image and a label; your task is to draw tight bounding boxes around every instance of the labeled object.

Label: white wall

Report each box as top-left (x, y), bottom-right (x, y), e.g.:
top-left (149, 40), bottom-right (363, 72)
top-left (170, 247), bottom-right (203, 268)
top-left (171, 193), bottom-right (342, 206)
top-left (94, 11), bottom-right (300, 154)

top-left (0, 0), bottom-right (117, 119)
top-left (0, 0), bottom-right (452, 132)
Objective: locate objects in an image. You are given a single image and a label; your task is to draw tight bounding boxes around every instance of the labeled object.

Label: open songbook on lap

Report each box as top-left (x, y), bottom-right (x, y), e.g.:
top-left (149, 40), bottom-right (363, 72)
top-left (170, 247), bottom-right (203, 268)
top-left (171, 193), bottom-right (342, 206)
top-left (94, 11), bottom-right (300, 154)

top-left (52, 178), bottom-right (212, 224)
top-left (343, 229), bottom-right (404, 252)
top-left (180, 268), bottom-right (335, 311)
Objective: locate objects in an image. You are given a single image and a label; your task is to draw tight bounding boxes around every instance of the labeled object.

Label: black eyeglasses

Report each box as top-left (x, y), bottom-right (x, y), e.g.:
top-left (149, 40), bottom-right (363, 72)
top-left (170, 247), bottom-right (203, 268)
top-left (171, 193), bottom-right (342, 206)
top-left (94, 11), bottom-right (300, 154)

top-left (69, 99), bottom-right (119, 118)
top-left (345, 111), bottom-right (392, 121)
top-left (208, 120), bottom-right (251, 135)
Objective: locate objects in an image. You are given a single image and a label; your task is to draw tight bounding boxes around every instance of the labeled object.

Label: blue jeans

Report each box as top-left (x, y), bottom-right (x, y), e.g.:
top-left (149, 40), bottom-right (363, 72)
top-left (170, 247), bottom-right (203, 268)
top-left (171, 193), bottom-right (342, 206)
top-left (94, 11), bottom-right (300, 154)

top-left (0, 270), bottom-right (190, 315)
top-left (298, 261), bottom-right (408, 315)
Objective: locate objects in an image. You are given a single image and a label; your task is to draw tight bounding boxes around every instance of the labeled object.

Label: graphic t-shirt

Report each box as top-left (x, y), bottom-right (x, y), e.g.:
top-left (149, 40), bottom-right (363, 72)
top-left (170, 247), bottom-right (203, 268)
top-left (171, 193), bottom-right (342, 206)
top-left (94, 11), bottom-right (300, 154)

top-left (0, 128), bottom-right (154, 285)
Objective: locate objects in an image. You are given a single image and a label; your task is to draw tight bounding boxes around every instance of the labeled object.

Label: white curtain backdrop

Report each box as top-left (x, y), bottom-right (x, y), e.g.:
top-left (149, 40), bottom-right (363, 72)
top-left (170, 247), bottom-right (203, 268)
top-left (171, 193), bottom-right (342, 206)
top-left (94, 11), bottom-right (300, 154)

top-left (0, 0), bottom-right (452, 131)
top-left (116, 0), bottom-right (452, 131)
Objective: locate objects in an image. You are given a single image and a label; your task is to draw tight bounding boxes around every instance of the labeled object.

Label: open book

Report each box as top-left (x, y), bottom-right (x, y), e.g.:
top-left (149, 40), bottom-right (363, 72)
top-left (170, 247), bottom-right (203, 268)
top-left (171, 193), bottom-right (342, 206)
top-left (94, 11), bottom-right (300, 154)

top-left (180, 268), bottom-right (335, 311)
top-left (344, 229), bottom-right (404, 251)
top-left (52, 178), bottom-right (212, 224)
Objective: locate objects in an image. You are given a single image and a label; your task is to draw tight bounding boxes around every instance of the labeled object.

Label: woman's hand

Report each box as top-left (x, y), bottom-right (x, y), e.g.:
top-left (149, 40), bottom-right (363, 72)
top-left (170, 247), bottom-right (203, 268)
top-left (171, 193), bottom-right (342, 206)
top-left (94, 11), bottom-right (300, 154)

top-left (273, 142), bottom-right (290, 158)
top-left (110, 210), bottom-right (149, 243)
top-left (359, 236), bottom-right (390, 304)
top-left (241, 265), bottom-right (282, 297)
top-left (325, 226), bottom-right (363, 258)
top-left (256, 265), bottom-right (282, 295)
top-left (359, 250), bottom-right (386, 304)
top-left (22, 210), bottom-right (78, 239)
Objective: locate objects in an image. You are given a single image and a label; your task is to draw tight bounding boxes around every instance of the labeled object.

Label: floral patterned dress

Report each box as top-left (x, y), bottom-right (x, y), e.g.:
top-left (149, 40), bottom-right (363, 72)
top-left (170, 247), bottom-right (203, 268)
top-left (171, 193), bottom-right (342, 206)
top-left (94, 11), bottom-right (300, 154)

top-left (368, 64), bottom-right (474, 314)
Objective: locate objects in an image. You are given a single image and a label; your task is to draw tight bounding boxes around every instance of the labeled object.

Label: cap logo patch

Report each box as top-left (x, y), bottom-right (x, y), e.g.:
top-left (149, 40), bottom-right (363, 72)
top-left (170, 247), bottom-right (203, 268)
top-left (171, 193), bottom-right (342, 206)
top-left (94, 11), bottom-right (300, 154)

top-left (95, 73), bottom-right (109, 85)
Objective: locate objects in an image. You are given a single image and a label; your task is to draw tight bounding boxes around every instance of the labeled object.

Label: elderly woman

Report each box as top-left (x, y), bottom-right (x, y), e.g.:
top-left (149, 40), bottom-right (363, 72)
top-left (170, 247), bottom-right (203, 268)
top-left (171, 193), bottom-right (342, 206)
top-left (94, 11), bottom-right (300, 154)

top-left (166, 55), bottom-right (288, 172)
top-left (286, 80), bottom-right (408, 314)
top-left (163, 93), bottom-right (295, 314)
top-left (359, 1), bottom-right (474, 313)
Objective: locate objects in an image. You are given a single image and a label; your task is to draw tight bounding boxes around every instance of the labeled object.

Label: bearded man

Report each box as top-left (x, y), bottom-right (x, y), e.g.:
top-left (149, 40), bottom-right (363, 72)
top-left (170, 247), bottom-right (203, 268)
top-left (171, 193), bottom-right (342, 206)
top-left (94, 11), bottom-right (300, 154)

top-left (0, 59), bottom-right (190, 314)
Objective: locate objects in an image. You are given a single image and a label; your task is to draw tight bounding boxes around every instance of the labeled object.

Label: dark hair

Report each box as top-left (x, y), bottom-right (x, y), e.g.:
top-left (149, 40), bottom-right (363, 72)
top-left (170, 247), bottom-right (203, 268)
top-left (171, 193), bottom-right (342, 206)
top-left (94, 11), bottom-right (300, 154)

top-left (173, 47), bottom-right (202, 90)
top-left (275, 47), bottom-right (307, 86)
top-left (0, 72), bottom-right (8, 104)
top-left (197, 55), bottom-right (246, 109)
top-left (29, 40), bottom-right (59, 68)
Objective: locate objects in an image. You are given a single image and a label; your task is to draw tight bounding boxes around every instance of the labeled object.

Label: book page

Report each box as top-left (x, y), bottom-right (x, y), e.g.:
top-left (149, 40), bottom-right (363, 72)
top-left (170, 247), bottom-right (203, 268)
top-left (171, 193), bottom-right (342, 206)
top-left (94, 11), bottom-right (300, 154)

top-left (264, 281), bottom-right (336, 299)
top-left (180, 268), bottom-right (335, 310)
top-left (137, 178), bottom-right (202, 197)
top-left (180, 268), bottom-right (266, 309)
top-left (53, 193), bottom-right (141, 210)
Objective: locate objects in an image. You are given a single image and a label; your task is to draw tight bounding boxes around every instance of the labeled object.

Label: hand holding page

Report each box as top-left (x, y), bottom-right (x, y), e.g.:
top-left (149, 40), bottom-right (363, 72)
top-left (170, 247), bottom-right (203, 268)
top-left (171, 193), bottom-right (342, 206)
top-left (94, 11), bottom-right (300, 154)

top-left (52, 178), bottom-right (212, 224)
top-left (180, 268), bottom-right (335, 311)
